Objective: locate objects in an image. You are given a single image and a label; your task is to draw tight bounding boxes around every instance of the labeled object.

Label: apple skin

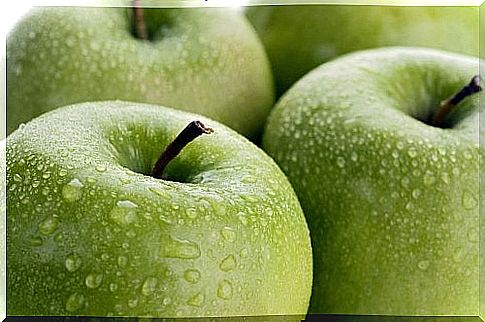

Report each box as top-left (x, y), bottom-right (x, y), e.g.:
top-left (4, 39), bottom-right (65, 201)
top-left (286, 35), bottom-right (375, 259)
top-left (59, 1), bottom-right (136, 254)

top-left (246, 5), bottom-right (479, 95)
top-left (5, 101), bottom-right (312, 318)
top-left (7, 7), bottom-right (274, 139)
top-left (262, 47), bottom-right (481, 315)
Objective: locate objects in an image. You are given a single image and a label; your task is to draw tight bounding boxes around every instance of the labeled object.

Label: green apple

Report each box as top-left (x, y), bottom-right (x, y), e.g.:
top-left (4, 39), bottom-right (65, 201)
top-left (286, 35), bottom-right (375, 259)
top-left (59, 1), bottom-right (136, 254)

top-left (7, 6), bottom-right (274, 139)
top-left (5, 101), bottom-right (312, 319)
top-left (246, 5), bottom-right (479, 95)
top-left (262, 47), bottom-right (481, 315)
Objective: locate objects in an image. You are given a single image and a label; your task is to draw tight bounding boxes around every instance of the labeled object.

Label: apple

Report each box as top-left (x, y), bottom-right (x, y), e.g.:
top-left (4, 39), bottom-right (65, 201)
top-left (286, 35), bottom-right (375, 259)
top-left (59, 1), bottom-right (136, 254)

top-left (7, 6), bottom-right (274, 139)
top-left (262, 47), bottom-right (482, 315)
top-left (246, 5), bottom-right (479, 95)
top-left (5, 100), bottom-right (312, 319)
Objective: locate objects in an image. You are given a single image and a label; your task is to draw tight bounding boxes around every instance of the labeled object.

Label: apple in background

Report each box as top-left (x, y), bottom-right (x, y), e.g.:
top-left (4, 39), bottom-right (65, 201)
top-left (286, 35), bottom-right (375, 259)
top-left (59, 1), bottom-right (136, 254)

top-left (7, 6), bottom-right (274, 140)
top-left (262, 47), bottom-right (482, 315)
top-left (5, 101), bottom-right (312, 319)
top-left (246, 5), bottom-right (479, 95)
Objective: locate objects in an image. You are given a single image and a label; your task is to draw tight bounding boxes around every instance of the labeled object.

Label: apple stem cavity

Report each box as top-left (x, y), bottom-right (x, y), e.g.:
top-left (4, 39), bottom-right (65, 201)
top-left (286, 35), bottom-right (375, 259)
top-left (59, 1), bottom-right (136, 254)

top-left (152, 120), bottom-right (214, 180)
top-left (432, 75), bottom-right (482, 127)
top-left (133, 0), bottom-right (148, 40)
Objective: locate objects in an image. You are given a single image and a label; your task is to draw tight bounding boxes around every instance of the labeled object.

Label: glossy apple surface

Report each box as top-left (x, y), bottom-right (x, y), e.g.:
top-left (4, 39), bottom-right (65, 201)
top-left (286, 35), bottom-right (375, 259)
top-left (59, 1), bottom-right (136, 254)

top-left (263, 47), bottom-right (481, 315)
top-left (6, 101), bottom-right (312, 318)
top-left (7, 7), bottom-right (274, 139)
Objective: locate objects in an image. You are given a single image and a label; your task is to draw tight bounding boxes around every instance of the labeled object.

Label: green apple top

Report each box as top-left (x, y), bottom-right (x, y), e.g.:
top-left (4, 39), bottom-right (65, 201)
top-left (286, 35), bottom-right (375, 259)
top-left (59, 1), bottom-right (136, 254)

top-left (6, 101), bottom-right (312, 318)
top-left (262, 47), bottom-right (482, 315)
top-left (246, 5), bottom-right (479, 95)
top-left (7, 6), bottom-right (274, 139)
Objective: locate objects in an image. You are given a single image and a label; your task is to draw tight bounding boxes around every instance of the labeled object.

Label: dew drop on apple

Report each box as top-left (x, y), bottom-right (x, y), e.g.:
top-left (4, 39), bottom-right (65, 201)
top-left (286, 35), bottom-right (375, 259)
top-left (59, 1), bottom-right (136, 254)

top-left (117, 255), bottom-right (128, 268)
top-left (422, 171), bottom-right (436, 186)
top-left (221, 227), bottom-right (236, 242)
top-left (217, 280), bottom-right (233, 300)
top-left (85, 272), bottom-right (103, 289)
top-left (109, 283), bottom-right (118, 293)
top-left (65, 292), bottom-right (84, 312)
top-left (219, 255), bottom-right (236, 272)
top-left (336, 157), bottom-right (345, 168)
top-left (185, 207), bottom-right (197, 219)
top-left (187, 292), bottom-right (205, 307)
top-left (159, 235), bottom-right (201, 259)
top-left (127, 298), bottom-right (139, 309)
top-left (95, 164), bottom-right (107, 172)
top-left (62, 178), bottom-right (84, 202)
top-left (461, 190), bottom-right (477, 210)
top-left (417, 260), bottom-right (430, 271)
top-left (184, 269), bottom-right (201, 284)
top-left (411, 189), bottom-right (421, 200)
top-left (65, 253), bottom-right (82, 272)
top-left (141, 276), bottom-right (158, 296)
top-left (110, 200), bottom-right (138, 225)
top-left (38, 216), bottom-right (59, 236)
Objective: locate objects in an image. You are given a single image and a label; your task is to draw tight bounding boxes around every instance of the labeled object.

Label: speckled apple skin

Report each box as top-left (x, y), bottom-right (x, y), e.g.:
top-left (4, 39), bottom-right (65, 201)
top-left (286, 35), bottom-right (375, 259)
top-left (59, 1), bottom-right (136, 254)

top-left (263, 47), bottom-right (482, 315)
top-left (7, 7), bottom-right (274, 139)
top-left (6, 101), bottom-right (311, 319)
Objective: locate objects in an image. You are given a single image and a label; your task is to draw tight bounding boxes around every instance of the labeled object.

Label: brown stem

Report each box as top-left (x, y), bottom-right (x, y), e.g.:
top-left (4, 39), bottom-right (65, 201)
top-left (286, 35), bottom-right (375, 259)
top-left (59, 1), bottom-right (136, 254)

top-left (133, 0), bottom-right (148, 40)
top-left (152, 120), bottom-right (214, 179)
top-left (432, 75), bottom-right (482, 127)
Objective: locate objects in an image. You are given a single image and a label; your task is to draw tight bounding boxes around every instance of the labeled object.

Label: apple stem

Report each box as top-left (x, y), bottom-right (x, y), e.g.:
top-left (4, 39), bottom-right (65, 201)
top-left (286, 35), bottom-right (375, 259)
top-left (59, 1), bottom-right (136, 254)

top-left (133, 0), bottom-right (148, 40)
top-left (152, 120), bottom-right (214, 179)
top-left (431, 75), bottom-right (482, 127)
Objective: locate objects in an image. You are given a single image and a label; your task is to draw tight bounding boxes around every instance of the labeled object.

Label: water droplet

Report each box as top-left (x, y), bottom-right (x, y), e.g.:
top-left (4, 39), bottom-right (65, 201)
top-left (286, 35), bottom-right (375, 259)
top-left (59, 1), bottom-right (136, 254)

top-left (58, 169), bottom-right (68, 177)
top-left (127, 298), bottom-right (138, 308)
top-left (217, 280), bottom-right (233, 300)
top-left (407, 148), bottom-right (417, 158)
top-left (93, 163), bottom-right (107, 172)
top-left (241, 175), bottom-right (257, 184)
top-left (110, 200), bottom-right (138, 225)
top-left (85, 273), bottom-right (103, 289)
top-left (65, 293), bottom-right (84, 312)
top-left (117, 256), bottom-right (128, 268)
top-left (219, 255), bottom-right (236, 272)
top-left (109, 283), bottom-right (118, 292)
top-left (423, 171), bottom-right (435, 186)
top-left (221, 227), bottom-right (236, 242)
top-left (148, 187), bottom-right (166, 197)
top-left (462, 190), bottom-right (477, 210)
top-left (417, 260), bottom-right (430, 270)
top-left (62, 178), bottom-right (84, 202)
top-left (141, 277), bottom-right (158, 296)
top-left (336, 157), bottom-right (345, 168)
top-left (441, 172), bottom-right (450, 184)
top-left (65, 254), bottom-right (82, 272)
top-left (400, 177), bottom-right (410, 188)
top-left (187, 292), bottom-right (205, 307)
top-left (240, 247), bottom-right (249, 258)
top-left (411, 189), bottom-right (421, 200)
top-left (163, 297), bottom-right (171, 305)
top-left (184, 269), bottom-right (201, 284)
top-left (350, 152), bottom-right (358, 162)
top-left (39, 217), bottom-right (59, 235)
top-left (186, 207), bottom-right (197, 219)
top-left (160, 236), bottom-right (201, 259)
